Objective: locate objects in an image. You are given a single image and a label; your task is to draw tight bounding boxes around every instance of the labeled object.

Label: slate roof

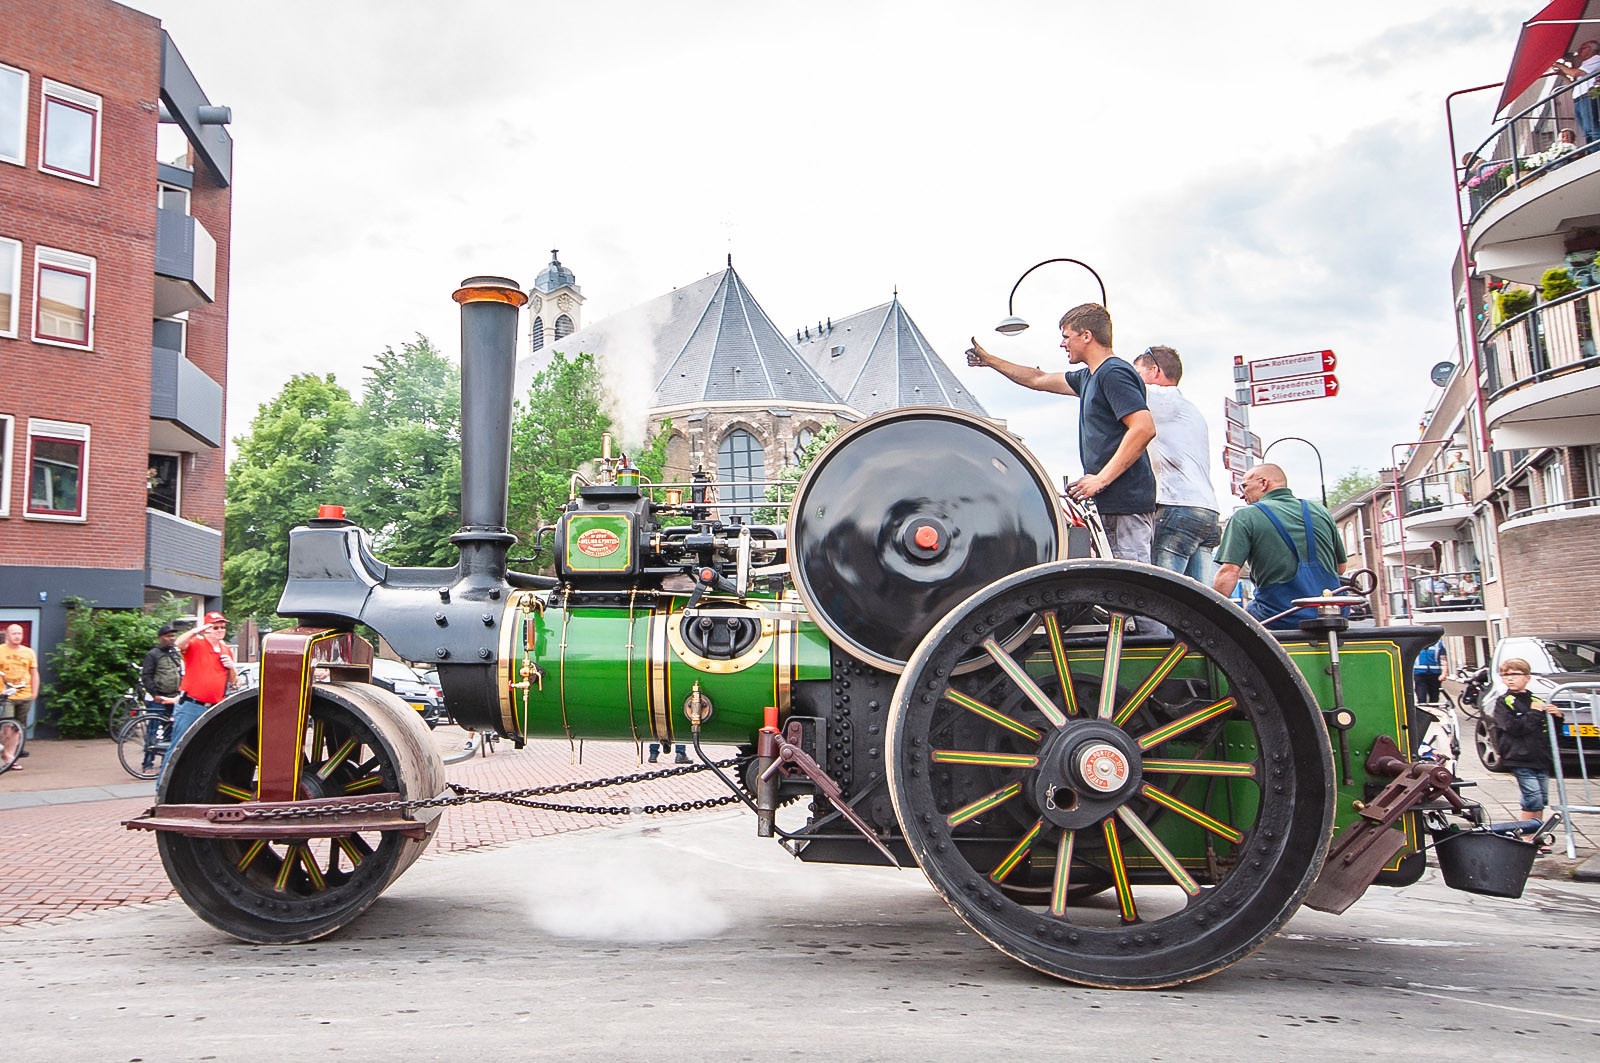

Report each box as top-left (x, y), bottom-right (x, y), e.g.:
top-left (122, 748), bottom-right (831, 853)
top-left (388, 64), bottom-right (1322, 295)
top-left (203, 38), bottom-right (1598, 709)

top-left (531, 250), bottom-right (579, 294)
top-left (514, 264), bottom-right (844, 409)
top-left (792, 296), bottom-right (989, 417)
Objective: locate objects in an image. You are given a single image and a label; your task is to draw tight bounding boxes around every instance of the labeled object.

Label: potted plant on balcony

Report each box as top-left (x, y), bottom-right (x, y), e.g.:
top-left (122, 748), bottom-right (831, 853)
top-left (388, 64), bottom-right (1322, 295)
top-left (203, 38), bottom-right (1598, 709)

top-left (1496, 287), bottom-right (1536, 321)
top-left (1541, 267), bottom-right (1577, 300)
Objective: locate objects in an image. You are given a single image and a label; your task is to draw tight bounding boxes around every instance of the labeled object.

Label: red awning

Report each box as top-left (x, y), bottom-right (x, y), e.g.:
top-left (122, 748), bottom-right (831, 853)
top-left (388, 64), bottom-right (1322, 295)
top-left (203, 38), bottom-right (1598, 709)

top-left (1497, 0), bottom-right (1600, 115)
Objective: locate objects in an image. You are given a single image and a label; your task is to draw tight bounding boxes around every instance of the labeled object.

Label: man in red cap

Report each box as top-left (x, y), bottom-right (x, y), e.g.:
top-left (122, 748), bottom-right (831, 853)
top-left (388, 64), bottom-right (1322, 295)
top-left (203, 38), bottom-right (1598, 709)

top-left (166, 611), bottom-right (239, 770)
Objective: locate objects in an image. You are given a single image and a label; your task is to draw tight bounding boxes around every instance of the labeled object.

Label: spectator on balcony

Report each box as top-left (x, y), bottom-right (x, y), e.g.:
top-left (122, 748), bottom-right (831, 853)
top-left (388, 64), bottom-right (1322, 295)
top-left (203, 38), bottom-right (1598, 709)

top-left (1551, 40), bottom-right (1600, 144)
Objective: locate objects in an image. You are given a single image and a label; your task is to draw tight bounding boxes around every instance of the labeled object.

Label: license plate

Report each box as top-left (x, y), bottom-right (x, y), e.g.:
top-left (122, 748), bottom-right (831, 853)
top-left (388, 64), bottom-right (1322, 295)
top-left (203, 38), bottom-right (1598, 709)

top-left (1565, 723), bottom-right (1599, 738)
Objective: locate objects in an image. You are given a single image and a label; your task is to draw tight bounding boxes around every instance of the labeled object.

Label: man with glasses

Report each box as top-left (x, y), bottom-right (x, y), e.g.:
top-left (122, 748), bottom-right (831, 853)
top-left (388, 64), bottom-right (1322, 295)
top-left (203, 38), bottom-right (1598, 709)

top-left (166, 610), bottom-right (239, 766)
top-left (968, 303), bottom-right (1156, 561)
top-left (1212, 463), bottom-right (1347, 629)
top-left (1132, 346), bottom-right (1220, 581)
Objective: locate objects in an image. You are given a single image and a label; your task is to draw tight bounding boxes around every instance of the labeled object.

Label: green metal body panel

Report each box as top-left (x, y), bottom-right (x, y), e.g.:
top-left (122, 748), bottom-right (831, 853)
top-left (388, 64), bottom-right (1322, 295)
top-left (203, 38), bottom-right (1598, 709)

top-left (563, 514), bottom-right (635, 574)
top-left (508, 597), bottom-right (831, 745)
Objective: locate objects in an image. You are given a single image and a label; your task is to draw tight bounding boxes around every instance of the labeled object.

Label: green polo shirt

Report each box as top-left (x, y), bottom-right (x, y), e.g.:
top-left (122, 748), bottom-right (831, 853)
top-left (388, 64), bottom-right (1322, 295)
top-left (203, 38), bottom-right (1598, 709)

top-left (1215, 488), bottom-right (1346, 588)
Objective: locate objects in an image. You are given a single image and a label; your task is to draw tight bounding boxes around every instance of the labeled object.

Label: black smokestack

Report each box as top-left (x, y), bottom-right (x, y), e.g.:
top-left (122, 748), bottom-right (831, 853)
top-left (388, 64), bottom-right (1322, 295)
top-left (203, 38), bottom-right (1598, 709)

top-left (451, 276), bottom-right (526, 581)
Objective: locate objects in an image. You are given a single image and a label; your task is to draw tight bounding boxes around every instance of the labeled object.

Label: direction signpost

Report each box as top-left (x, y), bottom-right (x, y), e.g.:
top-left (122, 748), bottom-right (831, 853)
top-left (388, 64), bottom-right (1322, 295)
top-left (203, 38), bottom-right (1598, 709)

top-left (1245, 350), bottom-right (1336, 383)
top-left (1224, 350), bottom-right (1340, 495)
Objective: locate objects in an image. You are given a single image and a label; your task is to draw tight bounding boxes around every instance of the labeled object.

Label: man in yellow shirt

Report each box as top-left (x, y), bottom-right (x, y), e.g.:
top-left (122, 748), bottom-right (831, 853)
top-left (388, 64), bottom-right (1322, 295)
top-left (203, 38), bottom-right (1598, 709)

top-left (0, 624), bottom-right (41, 766)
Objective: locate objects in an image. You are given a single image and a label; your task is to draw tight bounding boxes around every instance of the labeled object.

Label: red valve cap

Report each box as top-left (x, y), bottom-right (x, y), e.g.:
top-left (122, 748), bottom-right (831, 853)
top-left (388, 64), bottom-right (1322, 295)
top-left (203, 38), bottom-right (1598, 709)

top-left (914, 525), bottom-right (940, 549)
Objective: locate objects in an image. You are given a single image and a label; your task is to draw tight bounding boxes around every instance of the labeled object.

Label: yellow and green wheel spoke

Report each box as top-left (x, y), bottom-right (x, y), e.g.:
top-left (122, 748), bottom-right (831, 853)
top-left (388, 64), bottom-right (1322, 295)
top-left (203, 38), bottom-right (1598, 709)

top-left (946, 689), bottom-right (1041, 742)
top-left (982, 637), bottom-right (1067, 727)
top-left (296, 844), bottom-right (327, 891)
top-left (1137, 697), bottom-right (1237, 750)
top-left (947, 782), bottom-right (1023, 827)
top-left (342, 772), bottom-right (384, 794)
top-left (931, 749), bottom-right (1040, 769)
top-left (1139, 783), bottom-right (1245, 844)
top-left (1043, 612), bottom-right (1080, 717)
top-left (989, 818), bottom-right (1045, 883)
top-left (316, 736), bottom-right (361, 780)
top-left (1112, 641), bottom-right (1189, 726)
top-left (1102, 818), bottom-right (1137, 923)
top-left (1115, 806), bottom-right (1201, 895)
top-left (234, 838), bottom-right (266, 873)
top-left (1141, 757), bottom-right (1255, 777)
top-left (1050, 829), bottom-right (1076, 917)
top-left (214, 781), bottom-right (254, 802)
top-left (1097, 614), bottom-right (1126, 719)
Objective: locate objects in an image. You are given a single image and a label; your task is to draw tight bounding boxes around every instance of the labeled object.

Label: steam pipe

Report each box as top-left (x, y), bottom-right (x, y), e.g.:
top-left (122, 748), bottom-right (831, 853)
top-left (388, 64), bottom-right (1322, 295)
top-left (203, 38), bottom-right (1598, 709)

top-left (451, 277), bottom-right (528, 582)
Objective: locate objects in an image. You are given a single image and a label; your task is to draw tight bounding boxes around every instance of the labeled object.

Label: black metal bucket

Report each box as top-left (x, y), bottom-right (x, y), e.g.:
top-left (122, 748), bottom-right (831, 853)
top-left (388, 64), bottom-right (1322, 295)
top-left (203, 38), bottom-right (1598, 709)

top-left (1431, 830), bottom-right (1539, 898)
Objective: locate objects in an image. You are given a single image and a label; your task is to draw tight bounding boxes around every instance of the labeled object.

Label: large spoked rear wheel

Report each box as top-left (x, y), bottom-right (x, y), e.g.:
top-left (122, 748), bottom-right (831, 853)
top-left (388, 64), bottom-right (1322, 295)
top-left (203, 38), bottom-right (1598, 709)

top-left (157, 682), bottom-right (446, 944)
top-left (887, 560), bottom-right (1334, 988)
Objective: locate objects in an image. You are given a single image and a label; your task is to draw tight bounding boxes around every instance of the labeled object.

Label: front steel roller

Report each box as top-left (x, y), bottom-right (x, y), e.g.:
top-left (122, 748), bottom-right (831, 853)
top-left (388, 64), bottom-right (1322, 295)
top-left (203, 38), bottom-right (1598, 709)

top-left (790, 407), bottom-right (1065, 672)
top-left (886, 560), bottom-right (1334, 988)
top-left (157, 682), bottom-right (446, 944)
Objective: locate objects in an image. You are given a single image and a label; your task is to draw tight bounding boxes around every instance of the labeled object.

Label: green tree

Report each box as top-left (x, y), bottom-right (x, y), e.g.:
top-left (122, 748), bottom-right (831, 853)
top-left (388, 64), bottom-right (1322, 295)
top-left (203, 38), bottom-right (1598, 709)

top-left (45, 595), bottom-right (188, 738)
top-left (507, 350), bottom-right (669, 566)
top-left (754, 421), bottom-right (839, 524)
top-left (332, 336), bottom-right (462, 567)
top-left (1327, 467), bottom-right (1381, 509)
top-left (224, 374), bottom-right (356, 625)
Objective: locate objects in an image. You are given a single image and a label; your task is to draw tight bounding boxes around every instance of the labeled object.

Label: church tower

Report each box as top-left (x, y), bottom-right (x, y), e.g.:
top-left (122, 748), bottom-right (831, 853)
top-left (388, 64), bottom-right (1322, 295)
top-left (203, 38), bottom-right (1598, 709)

top-left (527, 250), bottom-right (584, 353)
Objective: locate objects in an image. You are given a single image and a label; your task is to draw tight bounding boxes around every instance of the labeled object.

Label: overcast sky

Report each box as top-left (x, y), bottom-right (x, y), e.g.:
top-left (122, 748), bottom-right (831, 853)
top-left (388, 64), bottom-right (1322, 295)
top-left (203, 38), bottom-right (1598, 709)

top-left (134, 0), bottom-right (1526, 510)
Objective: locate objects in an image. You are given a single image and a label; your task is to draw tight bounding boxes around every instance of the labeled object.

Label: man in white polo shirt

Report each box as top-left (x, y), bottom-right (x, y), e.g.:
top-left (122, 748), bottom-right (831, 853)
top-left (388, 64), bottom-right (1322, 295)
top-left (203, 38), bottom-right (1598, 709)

top-left (1133, 346), bottom-right (1220, 583)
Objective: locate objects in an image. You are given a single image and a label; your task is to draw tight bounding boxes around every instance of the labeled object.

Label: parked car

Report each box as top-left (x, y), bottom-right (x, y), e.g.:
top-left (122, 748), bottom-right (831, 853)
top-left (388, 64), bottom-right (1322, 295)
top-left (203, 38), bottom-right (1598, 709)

top-left (1472, 634), bottom-right (1600, 773)
top-left (370, 658), bottom-right (447, 726)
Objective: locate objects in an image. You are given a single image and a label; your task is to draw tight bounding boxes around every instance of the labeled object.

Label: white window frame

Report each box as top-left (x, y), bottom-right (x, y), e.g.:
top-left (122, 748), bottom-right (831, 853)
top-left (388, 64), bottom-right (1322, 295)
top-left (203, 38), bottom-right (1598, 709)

top-left (38, 78), bottom-right (101, 185)
top-left (1542, 460), bottom-right (1569, 513)
top-left (25, 418), bottom-right (90, 522)
top-left (0, 62), bottom-right (26, 167)
top-left (159, 182), bottom-right (190, 214)
top-left (33, 245), bottom-right (95, 350)
top-left (0, 235), bottom-right (20, 337)
top-left (0, 413), bottom-right (14, 518)
top-left (146, 451), bottom-right (182, 516)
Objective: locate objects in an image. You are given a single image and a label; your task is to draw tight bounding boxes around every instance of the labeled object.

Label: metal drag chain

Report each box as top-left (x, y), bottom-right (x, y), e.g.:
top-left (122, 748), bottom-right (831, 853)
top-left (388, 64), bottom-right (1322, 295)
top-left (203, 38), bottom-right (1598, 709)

top-left (242, 755), bottom-right (745, 821)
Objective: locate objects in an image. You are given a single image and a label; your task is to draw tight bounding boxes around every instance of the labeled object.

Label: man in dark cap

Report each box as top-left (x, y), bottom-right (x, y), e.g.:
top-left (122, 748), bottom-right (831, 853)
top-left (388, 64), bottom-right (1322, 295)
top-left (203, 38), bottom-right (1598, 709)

top-left (138, 622), bottom-right (186, 773)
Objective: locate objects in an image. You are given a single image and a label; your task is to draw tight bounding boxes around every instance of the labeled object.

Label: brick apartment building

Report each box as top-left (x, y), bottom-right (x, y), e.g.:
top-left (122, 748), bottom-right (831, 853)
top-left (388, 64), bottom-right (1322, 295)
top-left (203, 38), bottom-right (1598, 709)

top-left (1, 0), bottom-right (231, 731)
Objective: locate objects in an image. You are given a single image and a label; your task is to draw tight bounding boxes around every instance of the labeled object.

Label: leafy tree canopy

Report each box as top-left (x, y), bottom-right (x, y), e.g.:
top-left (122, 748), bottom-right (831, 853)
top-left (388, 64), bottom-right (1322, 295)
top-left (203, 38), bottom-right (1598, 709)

top-left (507, 350), bottom-right (669, 569)
top-left (1328, 467), bottom-right (1382, 509)
top-left (223, 373), bottom-right (355, 625)
top-left (332, 336), bottom-right (462, 567)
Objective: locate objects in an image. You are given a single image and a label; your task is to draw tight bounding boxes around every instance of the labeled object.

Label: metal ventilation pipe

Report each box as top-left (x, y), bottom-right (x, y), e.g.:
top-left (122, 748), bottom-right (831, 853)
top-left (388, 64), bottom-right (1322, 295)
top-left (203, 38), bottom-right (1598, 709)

top-left (451, 277), bottom-right (527, 582)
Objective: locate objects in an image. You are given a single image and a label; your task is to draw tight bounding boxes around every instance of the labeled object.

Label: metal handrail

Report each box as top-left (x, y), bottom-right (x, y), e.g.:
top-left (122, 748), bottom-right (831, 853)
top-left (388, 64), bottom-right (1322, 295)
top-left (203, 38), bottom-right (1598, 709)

top-left (1461, 71), bottom-right (1600, 228)
top-left (1480, 287), bottom-right (1600, 401)
top-left (1544, 680), bottom-right (1600, 859)
top-left (1399, 470), bottom-right (1472, 514)
top-left (1504, 493), bottom-right (1600, 523)
top-left (1408, 569), bottom-right (1483, 613)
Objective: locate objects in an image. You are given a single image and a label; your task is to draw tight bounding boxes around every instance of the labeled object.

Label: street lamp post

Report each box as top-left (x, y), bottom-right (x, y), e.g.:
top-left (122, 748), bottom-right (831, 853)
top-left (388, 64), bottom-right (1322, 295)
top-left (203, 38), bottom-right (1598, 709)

top-left (994, 258), bottom-right (1109, 336)
top-left (1261, 436), bottom-right (1328, 509)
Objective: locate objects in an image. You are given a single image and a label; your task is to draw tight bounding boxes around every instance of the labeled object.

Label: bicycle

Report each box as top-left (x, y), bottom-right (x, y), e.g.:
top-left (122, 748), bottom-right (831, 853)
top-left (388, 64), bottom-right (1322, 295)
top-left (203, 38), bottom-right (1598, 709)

top-left (108, 688), bottom-right (142, 738)
top-left (1, 681), bottom-right (25, 775)
top-left (116, 707), bottom-right (174, 780)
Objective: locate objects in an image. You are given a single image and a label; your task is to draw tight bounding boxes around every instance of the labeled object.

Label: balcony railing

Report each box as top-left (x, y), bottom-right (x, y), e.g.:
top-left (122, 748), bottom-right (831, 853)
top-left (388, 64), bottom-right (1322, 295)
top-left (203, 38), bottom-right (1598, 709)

top-left (1504, 494), bottom-right (1600, 523)
top-left (1481, 287), bottom-right (1600, 401)
top-left (1408, 569), bottom-right (1483, 614)
top-left (1400, 470), bottom-right (1471, 515)
top-left (1460, 74), bottom-right (1600, 227)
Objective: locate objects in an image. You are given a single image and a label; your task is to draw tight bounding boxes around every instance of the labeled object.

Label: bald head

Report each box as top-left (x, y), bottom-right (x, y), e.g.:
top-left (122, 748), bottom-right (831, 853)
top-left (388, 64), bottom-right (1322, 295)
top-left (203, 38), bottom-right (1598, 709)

top-left (4, 624), bottom-right (23, 645)
top-left (1253, 463), bottom-right (1288, 490)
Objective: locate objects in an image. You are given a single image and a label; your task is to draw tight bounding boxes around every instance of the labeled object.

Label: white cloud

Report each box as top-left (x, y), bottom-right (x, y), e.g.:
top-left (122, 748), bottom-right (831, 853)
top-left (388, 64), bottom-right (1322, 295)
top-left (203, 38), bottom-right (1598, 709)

top-left (133, 0), bottom-right (1519, 504)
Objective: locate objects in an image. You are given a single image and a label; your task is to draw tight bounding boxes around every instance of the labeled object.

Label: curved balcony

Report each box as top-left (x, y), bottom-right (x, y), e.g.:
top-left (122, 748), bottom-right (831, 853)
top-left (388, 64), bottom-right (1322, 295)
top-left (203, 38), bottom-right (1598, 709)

top-left (1398, 471), bottom-right (1473, 538)
top-left (1481, 289), bottom-right (1600, 450)
top-left (1406, 568), bottom-right (1488, 633)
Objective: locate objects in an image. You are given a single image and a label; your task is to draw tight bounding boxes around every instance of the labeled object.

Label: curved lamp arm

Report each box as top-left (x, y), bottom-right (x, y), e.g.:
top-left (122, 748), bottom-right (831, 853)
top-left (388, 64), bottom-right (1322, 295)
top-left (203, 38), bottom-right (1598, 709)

top-left (996, 258), bottom-right (1108, 335)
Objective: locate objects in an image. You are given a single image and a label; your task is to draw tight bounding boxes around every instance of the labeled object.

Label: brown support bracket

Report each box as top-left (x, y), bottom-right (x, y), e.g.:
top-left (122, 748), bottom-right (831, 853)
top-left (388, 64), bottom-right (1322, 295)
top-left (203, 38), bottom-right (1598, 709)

top-left (256, 628), bottom-right (373, 802)
top-left (124, 792), bottom-right (436, 840)
top-left (1303, 740), bottom-right (1466, 915)
top-left (759, 720), bottom-right (901, 867)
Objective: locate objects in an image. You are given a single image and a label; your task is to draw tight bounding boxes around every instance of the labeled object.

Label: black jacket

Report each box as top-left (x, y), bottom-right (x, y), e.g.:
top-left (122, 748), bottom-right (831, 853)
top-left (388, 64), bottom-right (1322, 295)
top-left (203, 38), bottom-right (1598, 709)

top-left (140, 644), bottom-right (184, 698)
top-left (1492, 690), bottom-right (1554, 771)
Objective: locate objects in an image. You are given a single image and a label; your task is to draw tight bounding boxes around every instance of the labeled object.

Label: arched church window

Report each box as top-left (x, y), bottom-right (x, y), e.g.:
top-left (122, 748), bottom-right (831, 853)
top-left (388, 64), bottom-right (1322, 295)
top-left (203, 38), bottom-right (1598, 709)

top-left (717, 429), bottom-right (764, 518)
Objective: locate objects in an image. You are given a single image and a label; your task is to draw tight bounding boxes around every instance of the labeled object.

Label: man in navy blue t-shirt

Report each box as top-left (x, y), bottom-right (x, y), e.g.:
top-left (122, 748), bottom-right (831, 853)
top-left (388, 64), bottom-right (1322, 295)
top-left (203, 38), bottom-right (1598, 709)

top-left (969, 303), bottom-right (1157, 561)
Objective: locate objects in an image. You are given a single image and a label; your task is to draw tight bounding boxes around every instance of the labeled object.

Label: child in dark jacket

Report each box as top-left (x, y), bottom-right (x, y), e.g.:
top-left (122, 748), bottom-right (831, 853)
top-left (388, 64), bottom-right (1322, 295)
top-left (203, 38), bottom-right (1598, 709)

top-left (1492, 657), bottom-right (1564, 822)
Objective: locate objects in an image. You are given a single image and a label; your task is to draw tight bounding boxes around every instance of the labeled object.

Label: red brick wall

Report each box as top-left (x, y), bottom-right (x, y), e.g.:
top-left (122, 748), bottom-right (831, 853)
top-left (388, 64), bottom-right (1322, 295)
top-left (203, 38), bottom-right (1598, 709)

top-left (1, 0), bottom-right (230, 576)
top-left (1498, 510), bottom-right (1600, 634)
top-left (0, 0), bottom-right (161, 569)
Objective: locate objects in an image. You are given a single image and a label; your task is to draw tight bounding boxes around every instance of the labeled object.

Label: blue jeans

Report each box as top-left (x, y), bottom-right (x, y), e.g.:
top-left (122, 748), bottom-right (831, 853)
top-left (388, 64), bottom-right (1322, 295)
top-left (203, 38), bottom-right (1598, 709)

top-left (1577, 93), bottom-right (1600, 145)
top-left (1151, 505), bottom-right (1220, 583)
top-left (159, 695), bottom-right (212, 784)
top-left (1510, 766), bottom-right (1550, 814)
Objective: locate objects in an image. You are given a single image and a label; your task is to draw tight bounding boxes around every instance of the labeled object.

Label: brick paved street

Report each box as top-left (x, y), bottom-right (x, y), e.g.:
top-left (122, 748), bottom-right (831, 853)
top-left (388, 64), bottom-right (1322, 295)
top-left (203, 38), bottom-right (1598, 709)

top-left (0, 736), bottom-right (743, 929)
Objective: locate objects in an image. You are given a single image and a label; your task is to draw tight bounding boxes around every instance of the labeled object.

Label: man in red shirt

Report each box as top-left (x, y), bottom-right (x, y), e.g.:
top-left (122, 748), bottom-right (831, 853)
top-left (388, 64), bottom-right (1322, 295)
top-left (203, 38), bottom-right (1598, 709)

top-left (164, 611), bottom-right (239, 775)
